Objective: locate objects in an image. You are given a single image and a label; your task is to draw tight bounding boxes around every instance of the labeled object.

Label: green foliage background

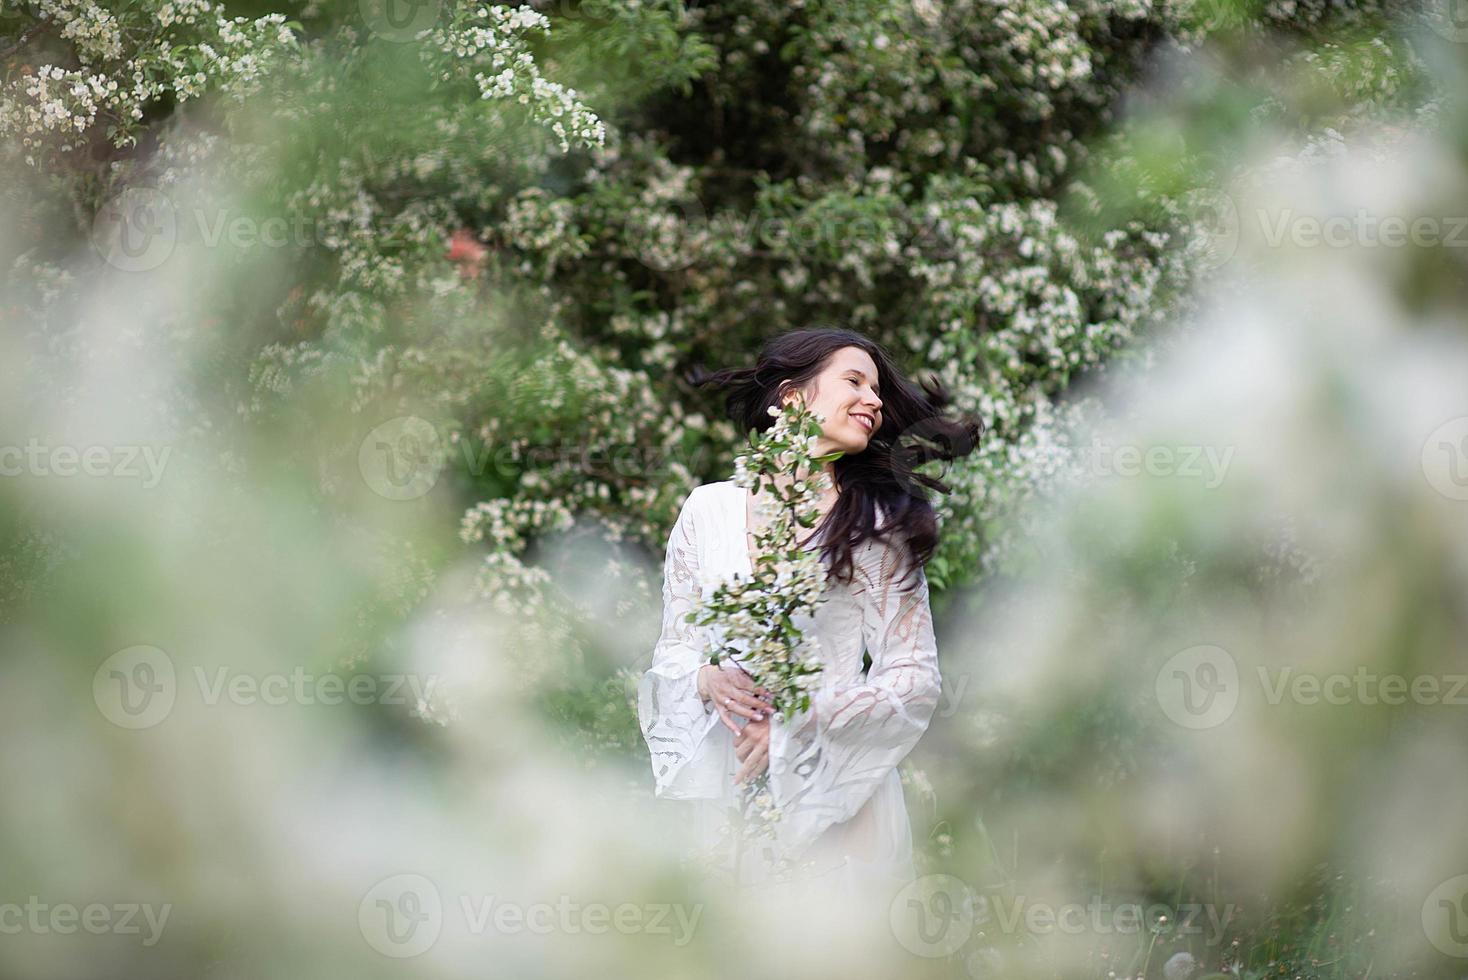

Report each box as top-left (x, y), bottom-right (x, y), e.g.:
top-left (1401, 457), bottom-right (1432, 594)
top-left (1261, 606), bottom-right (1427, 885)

top-left (3, 2), bottom-right (1462, 978)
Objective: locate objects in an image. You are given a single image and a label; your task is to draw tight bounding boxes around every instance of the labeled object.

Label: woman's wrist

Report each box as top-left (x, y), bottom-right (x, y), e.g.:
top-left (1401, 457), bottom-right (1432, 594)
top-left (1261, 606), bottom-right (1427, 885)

top-left (696, 663), bottom-right (713, 702)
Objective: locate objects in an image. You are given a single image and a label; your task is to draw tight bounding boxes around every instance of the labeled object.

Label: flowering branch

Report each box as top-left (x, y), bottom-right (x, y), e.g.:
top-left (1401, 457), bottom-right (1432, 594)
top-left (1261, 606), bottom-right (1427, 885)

top-left (689, 398), bottom-right (842, 723)
top-left (687, 397), bottom-right (844, 879)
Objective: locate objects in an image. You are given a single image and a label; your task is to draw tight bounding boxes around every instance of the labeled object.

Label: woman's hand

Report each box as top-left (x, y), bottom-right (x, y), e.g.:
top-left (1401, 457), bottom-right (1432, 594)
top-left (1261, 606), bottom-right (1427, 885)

top-left (734, 717), bottom-right (770, 785)
top-left (697, 662), bottom-right (773, 734)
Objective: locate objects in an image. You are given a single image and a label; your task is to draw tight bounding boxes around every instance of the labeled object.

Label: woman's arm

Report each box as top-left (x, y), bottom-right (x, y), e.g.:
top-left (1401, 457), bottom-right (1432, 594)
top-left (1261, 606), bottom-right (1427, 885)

top-left (764, 534), bottom-right (942, 852)
top-left (635, 488), bottom-right (728, 799)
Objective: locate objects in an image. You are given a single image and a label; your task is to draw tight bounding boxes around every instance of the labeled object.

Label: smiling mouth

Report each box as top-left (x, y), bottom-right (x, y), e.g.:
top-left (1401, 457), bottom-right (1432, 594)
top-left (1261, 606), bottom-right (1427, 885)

top-left (851, 412), bottom-right (875, 433)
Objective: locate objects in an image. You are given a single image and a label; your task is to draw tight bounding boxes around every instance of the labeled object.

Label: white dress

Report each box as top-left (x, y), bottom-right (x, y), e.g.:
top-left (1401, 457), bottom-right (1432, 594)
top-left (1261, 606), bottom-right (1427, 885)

top-left (636, 479), bottom-right (942, 903)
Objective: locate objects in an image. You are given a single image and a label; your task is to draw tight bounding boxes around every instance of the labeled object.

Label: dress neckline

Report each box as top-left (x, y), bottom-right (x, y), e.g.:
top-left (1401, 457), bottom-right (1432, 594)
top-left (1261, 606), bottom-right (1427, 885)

top-left (738, 482), bottom-right (833, 577)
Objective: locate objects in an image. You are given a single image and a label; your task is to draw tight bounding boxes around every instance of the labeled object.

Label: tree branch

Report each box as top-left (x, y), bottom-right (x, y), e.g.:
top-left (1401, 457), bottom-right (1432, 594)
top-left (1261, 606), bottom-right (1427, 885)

top-left (0, 21), bottom-right (48, 62)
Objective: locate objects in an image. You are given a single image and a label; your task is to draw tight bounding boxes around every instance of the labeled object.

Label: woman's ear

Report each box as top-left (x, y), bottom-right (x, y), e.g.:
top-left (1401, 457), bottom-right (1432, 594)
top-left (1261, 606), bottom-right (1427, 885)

top-left (779, 380), bottom-right (803, 408)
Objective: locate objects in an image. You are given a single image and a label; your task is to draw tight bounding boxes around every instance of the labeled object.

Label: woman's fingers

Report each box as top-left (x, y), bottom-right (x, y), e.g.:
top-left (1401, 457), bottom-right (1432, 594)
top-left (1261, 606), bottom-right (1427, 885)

top-left (733, 726), bottom-right (769, 780)
top-left (734, 744), bottom-right (768, 784)
top-left (716, 695), bottom-right (763, 727)
top-left (734, 695), bottom-right (769, 719)
top-left (719, 688), bottom-right (769, 719)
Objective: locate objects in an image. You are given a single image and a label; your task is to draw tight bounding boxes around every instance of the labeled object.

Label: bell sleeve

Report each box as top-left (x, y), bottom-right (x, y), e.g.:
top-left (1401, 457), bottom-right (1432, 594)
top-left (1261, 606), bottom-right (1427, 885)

top-left (636, 488), bottom-right (726, 799)
top-left (765, 532), bottom-right (942, 855)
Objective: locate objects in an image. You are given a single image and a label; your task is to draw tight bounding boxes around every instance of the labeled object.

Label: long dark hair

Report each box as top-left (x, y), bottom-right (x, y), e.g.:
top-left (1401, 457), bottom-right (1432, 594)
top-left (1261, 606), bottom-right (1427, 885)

top-left (685, 328), bottom-right (983, 591)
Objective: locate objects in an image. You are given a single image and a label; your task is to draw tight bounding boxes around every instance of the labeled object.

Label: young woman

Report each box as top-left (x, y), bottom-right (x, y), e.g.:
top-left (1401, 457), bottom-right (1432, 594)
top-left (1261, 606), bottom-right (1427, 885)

top-left (637, 328), bottom-right (982, 895)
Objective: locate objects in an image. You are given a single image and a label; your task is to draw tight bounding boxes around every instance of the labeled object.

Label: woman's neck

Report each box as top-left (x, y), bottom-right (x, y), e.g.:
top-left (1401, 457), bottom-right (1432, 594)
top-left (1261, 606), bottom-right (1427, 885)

top-left (764, 462), bottom-right (839, 515)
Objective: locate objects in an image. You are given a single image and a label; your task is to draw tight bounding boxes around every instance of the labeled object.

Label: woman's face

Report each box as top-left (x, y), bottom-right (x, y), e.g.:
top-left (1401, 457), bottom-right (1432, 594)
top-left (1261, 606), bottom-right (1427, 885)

top-left (781, 346), bottom-right (884, 456)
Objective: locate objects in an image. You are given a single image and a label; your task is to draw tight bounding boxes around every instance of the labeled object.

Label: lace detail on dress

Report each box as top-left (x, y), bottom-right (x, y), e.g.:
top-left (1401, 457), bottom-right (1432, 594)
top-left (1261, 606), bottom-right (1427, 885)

top-left (765, 532), bottom-right (942, 857)
top-left (636, 488), bottom-right (723, 799)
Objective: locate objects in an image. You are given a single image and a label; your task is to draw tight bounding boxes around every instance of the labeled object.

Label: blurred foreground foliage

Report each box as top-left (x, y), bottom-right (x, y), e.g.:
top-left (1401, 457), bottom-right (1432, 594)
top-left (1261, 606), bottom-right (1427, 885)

top-left (3, 2), bottom-right (1466, 978)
